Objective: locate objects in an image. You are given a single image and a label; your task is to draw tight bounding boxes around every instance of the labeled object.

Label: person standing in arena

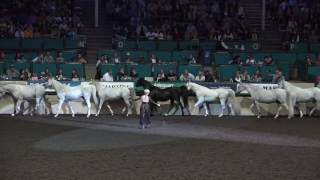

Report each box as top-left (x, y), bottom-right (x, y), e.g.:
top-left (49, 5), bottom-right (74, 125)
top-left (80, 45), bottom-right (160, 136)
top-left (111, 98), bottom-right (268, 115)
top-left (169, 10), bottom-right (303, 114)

top-left (139, 89), bottom-right (160, 129)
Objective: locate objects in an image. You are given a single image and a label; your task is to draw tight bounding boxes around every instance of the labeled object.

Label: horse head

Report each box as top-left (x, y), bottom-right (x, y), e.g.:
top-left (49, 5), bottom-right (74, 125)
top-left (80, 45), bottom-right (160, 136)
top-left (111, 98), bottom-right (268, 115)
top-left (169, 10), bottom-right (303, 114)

top-left (236, 83), bottom-right (247, 93)
top-left (186, 80), bottom-right (192, 91)
top-left (277, 78), bottom-right (285, 89)
top-left (136, 78), bottom-right (153, 90)
top-left (47, 78), bottom-right (54, 87)
top-left (0, 86), bottom-right (8, 98)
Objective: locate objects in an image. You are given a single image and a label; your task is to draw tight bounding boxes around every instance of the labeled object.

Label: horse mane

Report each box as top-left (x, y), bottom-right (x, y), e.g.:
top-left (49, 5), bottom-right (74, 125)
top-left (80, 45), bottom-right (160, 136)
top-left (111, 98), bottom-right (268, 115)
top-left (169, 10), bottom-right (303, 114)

top-left (137, 78), bottom-right (157, 90)
top-left (50, 79), bottom-right (68, 92)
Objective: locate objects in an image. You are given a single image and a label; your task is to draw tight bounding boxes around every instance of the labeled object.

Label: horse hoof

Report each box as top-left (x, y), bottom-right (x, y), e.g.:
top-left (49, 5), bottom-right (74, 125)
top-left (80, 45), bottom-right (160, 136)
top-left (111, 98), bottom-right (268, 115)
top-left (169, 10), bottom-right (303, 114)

top-left (54, 115), bottom-right (58, 118)
top-left (218, 114), bottom-right (223, 118)
top-left (11, 114), bottom-right (15, 117)
top-left (72, 114), bottom-right (75, 118)
top-left (95, 114), bottom-right (98, 117)
top-left (164, 113), bottom-right (168, 117)
top-left (87, 115), bottom-right (90, 118)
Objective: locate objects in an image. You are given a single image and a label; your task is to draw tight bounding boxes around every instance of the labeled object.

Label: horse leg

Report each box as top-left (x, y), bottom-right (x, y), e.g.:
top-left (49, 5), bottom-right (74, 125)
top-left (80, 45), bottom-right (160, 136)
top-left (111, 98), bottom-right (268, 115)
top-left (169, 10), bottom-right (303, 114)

top-left (44, 97), bottom-right (52, 115)
top-left (295, 103), bottom-right (303, 118)
top-left (274, 103), bottom-right (282, 119)
top-left (203, 103), bottom-right (209, 117)
top-left (219, 98), bottom-right (226, 118)
top-left (85, 98), bottom-right (91, 118)
top-left (66, 101), bottom-right (75, 117)
top-left (309, 100), bottom-right (319, 116)
top-left (55, 99), bottom-right (64, 118)
top-left (95, 98), bottom-right (104, 117)
top-left (255, 101), bottom-right (261, 118)
top-left (15, 100), bottom-right (22, 116)
top-left (228, 102), bottom-right (235, 116)
top-left (123, 97), bottom-right (131, 117)
top-left (106, 103), bottom-right (114, 116)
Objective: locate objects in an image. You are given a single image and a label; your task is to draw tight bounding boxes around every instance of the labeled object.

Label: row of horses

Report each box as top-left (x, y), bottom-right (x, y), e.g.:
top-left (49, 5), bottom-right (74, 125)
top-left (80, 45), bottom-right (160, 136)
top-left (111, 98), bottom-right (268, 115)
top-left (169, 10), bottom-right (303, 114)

top-left (0, 78), bottom-right (319, 118)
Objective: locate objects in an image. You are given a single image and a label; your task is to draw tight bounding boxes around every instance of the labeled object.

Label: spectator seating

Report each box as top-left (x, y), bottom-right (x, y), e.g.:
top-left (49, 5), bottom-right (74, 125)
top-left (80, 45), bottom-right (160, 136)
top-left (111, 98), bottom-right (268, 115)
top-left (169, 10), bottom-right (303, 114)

top-left (101, 64), bottom-right (126, 76)
top-left (214, 52), bottom-right (230, 65)
top-left (0, 62), bottom-right (5, 74)
top-left (0, 39), bottom-right (20, 49)
top-left (178, 64), bottom-right (202, 76)
top-left (137, 41), bottom-right (157, 51)
top-left (31, 63), bottom-right (58, 76)
top-left (150, 51), bottom-right (172, 62)
top-left (310, 43), bottom-right (320, 53)
top-left (172, 50), bottom-right (198, 64)
top-left (127, 64), bottom-right (152, 77)
top-left (153, 63), bottom-right (177, 75)
top-left (158, 41), bottom-right (177, 51)
top-left (307, 66), bottom-right (320, 80)
top-left (60, 63), bottom-right (85, 78)
top-left (218, 65), bottom-right (238, 81)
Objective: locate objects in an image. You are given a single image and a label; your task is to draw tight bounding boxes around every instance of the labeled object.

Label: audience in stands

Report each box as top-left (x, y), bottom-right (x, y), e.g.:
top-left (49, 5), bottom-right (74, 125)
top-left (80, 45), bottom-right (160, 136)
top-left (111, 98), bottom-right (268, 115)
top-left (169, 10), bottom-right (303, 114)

top-left (0, 51), bottom-right (6, 62)
top-left (233, 70), bottom-right (242, 82)
top-left (129, 68), bottom-right (139, 81)
top-left (40, 68), bottom-right (51, 80)
top-left (166, 69), bottom-right (177, 81)
top-left (315, 75), bottom-right (320, 87)
top-left (229, 55), bottom-right (243, 65)
top-left (156, 69), bottom-right (166, 82)
top-left (71, 69), bottom-right (80, 81)
top-left (263, 55), bottom-right (273, 65)
top-left (113, 53), bottom-right (121, 64)
top-left (241, 70), bottom-right (251, 82)
top-left (110, 0), bottom-right (252, 42)
top-left (179, 69), bottom-right (195, 81)
top-left (252, 70), bottom-right (262, 82)
top-left (102, 69), bottom-right (114, 82)
top-left (19, 69), bottom-right (29, 80)
top-left (55, 69), bottom-right (65, 80)
top-left (116, 68), bottom-right (127, 81)
top-left (74, 53), bottom-right (87, 64)
top-left (316, 54), bottom-right (320, 65)
top-left (32, 53), bottom-right (45, 63)
top-left (44, 52), bottom-right (54, 63)
top-left (0, 0), bottom-right (83, 38)
top-left (31, 72), bottom-right (38, 80)
top-left (245, 55), bottom-right (256, 65)
top-left (56, 51), bottom-right (65, 63)
top-left (195, 71), bottom-right (205, 81)
top-left (270, 69), bottom-right (284, 83)
top-left (15, 52), bottom-right (27, 63)
top-left (6, 64), bottom-right (19, 79)
top-left (204, 70), bottom-right (216, 82)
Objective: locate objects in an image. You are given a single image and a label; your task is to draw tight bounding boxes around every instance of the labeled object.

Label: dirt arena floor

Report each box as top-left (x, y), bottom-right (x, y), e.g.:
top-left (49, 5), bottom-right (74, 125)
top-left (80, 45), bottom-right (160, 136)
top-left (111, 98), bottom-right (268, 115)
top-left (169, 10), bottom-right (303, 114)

top-left (1, 114), bottom-right (320, 180)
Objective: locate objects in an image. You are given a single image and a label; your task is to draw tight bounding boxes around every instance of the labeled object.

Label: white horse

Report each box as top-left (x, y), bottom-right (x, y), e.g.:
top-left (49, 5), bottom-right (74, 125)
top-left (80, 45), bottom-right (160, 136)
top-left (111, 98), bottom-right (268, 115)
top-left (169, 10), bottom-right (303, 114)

top-left (278, 79), bottom-right (320, 118)
top-left (47, 78), bottom-right (98, 118)
top-left (91, 81), bottom-right (134, 116)
top-left (0, 84), bottom-right (51, 116)
top-left (237, 83), bottom-right (289, 119)
top-left (186, 82), bottom-right (236, 117)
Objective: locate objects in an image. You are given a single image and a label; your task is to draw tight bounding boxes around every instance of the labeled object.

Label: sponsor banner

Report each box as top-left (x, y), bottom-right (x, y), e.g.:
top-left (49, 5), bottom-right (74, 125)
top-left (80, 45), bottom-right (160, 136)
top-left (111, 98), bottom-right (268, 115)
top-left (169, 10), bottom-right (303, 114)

top-left (153, 82), bottom-right (185, 89)
top-left (236, 83), bottom-right (279, 95)
top-left (81, 81), bottom-right (135, 88)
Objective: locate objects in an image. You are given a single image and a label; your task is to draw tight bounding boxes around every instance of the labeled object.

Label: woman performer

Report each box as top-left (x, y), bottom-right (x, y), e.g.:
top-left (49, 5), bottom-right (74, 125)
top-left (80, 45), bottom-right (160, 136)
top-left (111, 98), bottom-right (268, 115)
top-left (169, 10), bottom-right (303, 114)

top-left (140, 89), bottom-right (160, 129)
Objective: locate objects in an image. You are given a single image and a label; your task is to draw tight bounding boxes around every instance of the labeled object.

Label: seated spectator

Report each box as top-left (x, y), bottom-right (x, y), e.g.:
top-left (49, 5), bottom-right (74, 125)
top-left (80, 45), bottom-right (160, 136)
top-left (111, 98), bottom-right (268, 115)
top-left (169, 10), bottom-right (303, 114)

top-left (40, 68), bottom-right (51, 80)
top-left (0, 51), bottom-right (6, 62)
top-left (304, 55), bottom-right (313, 66)
top-left (263, 55), bottom-right (273, 65)
top-left (245, 55), bottom-right (256, 65)
top-left (195, 71), bottom-right (205, 81)
top-left (15, 52), bottom-right (27, 63)
top-left (229, 55), bottom-right (242, 65)
top-left (31, 72), bottom-right (38, 80)
top-left (113, 53), bottom-right (121, 64)
top-left (166, 69), bottom-right (177, 81)
top-left (55, 69), bottom-right (65, 81)
top-left (124, 52), bottom-right (133, 63)
top-left (204, 70), bottom-right (216, 82)
top-left (19, 69), bottom-right (29, 80)
top-left (241, 70), bottom-right (251, 82)
top-left (71, 69), bottom-right (80, 81)
top-left (315, 75), bottom-right (320, 87)
top-left (102, 69), bottom-right (114, 82)
top-left (6, 64), bottom-right (19, 79)
top-left (156, 69), bottom-right (166, 82)
top-left (32, 53), bottom-right (45, 63)
top-left (179, 70), bottom-right (195, 81)
top-left (139, 56), bottom-right (146, 64)
top-left (150, 54), bottom-right (158, 64)
top-left (269, 69), bottom-right (284, 83)
top-left (74, 53), bottom-right (87, 64)
top-left (95, 55), bottom-right (108, 79)
top-left (116, 68), bottom-right (127, 81)
top-left (233, 71), bottom-right (242, 82)
top-left (252, 70), bottom-right (262, 82)
top-left (188, 54), bottom-right (197, 64)
top-left (44, 52), bottom-right (54, 63)
top-left (56, 51), bottom-right (65, 63)
top-left (129, 68), bottom-right (139, 81)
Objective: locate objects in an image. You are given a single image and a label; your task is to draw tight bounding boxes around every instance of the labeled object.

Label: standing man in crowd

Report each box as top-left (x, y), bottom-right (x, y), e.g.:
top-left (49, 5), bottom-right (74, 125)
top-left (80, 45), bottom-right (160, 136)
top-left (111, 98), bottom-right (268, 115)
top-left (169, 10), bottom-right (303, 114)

top-left (102, 69), bottom-right (114, 81)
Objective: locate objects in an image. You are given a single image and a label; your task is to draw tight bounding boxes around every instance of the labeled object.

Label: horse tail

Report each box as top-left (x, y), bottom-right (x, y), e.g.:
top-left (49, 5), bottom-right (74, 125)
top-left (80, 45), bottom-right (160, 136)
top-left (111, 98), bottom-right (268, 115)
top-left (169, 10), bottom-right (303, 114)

top-left (128, 87), bottom-right (136, 105)
top-left (227, 89), bottom-right (239, 115)
top-left (91, 85), bottom-right (98, 107)
top-left (286, 92), bottom-right (294, 118)
top-left (180, 86), bottom-right (189, 108)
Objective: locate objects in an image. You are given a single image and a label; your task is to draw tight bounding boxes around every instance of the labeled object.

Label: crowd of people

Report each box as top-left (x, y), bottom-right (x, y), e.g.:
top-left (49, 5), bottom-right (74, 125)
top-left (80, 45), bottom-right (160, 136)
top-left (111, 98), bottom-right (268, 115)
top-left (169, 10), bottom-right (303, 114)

top-left (110, 0), bottom-right (254, 42)
top-left (266, 0), bottom-right (320, 47)
top-left (0, 0), bottom-right (82, 39)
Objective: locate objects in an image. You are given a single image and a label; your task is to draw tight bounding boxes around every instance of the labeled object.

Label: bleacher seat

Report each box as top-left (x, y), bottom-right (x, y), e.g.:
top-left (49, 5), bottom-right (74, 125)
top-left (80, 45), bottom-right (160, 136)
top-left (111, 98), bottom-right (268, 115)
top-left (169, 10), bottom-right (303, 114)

top-left (199, 41), bottom-right (216, 50)
top-left (272, 53), bottom-right (297, 64)
top-left (32, 63), bottom-right (57, 76)
top-left (153, 63), bottom-right (177, 75)
top-left (218, 65), bottom-right (238, 81)
top-left (310, 43), bottom-right (320, 53)
top-left (214, 52), bottom-right (231, 65)
top-left (0, 62), bottom-right (5, 74)
top-left (307, 66), bottom-right (320, 80)
top-left (60, 63), bottom-right (85, 78)
top-left (178, 64), bottom-right (202, 76)
top-left (122, 50), bottom-right (148, 62)
top-left (253, 52), bottom-right (270, 62)
top-left (232, 52), bottom-right (248, 64)
top-left (43, 39), bottom-right (63, 50)
top-left (260, 65), bottom-right (277, 81)
top-left (0, 39), bottom-right (20, 49)
top-left (150, 51), bottom-right (172, 62)
top-left (127, 64), bottom-right (152, 77)
top-left (137, 41), bottom-right (157, 51)
top-left (21, 39), bottom-right (43, 49)
top-left (62, 51), bottom-right (77, 62)
top-left (240, 66), bottom-right (259, 76)
top-left (6, 62), bottom-right (30, 72)
top-left (296, 53), bottom-right (316, 64)
top-left (24, 52), bottom-right (38, 62)
top-left (172, 50), bottom-right (198, 64)
top-left (158, 41), bottom-right (177, 51)
top-left (121, 40), bottom-right (137, 50)
top-left (291, 43), bottom-right (308, 53)
top-left (179, 40), bottom-right (199, 50)
top-left (65, 39), bottom-right (81, 49)
top-left (96, 50), bottom-right (114, 59)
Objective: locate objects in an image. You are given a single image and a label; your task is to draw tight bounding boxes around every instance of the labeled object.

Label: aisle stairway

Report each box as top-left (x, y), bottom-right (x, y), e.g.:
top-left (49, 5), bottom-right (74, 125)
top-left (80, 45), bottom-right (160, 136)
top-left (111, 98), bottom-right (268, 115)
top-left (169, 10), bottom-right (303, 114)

top-left (240, 0), bottom-right (283, 51)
